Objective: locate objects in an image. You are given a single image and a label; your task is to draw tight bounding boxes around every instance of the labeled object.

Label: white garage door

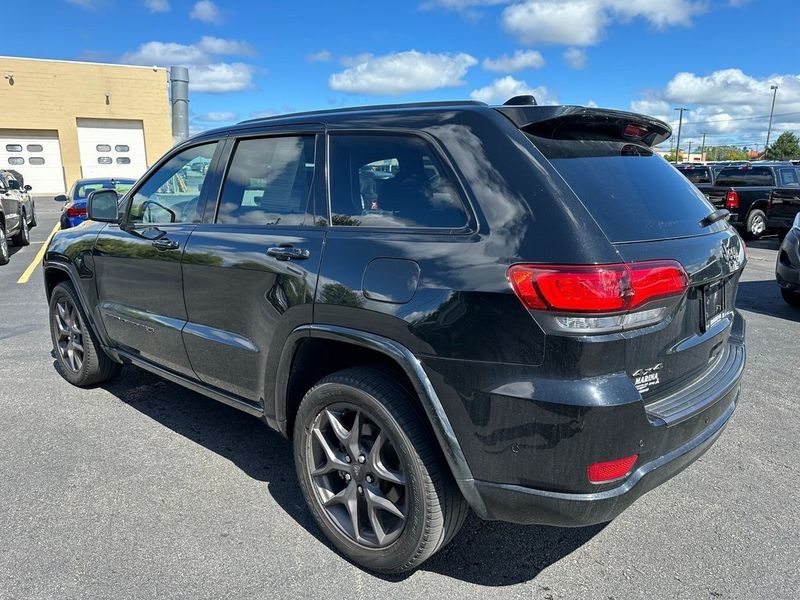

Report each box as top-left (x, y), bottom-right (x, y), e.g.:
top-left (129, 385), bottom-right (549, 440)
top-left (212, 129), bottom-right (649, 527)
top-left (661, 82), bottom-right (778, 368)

top-left (77, 118), bottom-right (147, 180)
top-left (0, 130), bottom-right (65, 194)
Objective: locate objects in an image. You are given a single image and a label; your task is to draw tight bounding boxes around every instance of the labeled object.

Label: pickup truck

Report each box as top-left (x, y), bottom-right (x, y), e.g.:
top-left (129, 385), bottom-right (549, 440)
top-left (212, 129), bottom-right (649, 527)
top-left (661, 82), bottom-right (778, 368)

top-left (704, 162), bottom-right (800, 239)
top-left (768, 184), bottom-right (800, 239)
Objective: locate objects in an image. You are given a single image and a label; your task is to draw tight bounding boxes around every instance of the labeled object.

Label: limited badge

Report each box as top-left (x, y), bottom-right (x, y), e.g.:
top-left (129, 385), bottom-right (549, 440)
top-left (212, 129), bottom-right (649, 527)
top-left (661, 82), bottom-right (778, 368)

top-left (632, 363), bottom-right (663, 393)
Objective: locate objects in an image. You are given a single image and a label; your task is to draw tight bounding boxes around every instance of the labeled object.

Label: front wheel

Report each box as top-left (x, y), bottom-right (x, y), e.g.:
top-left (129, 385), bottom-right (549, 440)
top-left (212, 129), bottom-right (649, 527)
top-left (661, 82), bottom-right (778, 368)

top-left (0, 227), bottom-right (9, 265)
top-left (294, 367), bottom-right (467, 573)
top-left (744, 209), bottom-right (767, 240)
top-left (49, 282), bottom-right (121, 386)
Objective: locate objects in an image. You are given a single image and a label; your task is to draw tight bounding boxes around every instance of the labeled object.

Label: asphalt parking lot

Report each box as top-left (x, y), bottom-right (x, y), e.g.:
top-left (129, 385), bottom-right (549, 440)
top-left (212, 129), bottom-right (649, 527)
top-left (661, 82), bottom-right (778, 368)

top-left (1, 200), bottom-right (798, 600)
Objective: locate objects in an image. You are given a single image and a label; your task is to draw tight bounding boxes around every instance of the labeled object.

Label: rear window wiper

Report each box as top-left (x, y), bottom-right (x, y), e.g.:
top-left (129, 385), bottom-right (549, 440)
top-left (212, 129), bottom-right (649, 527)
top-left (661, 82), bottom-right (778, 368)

top-left (700, 209), bottom-right (730, 227)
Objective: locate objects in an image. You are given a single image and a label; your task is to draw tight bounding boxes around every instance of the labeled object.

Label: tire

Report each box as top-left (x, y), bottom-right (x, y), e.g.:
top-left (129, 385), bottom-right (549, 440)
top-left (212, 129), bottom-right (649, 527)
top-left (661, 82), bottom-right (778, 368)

top-left (29, 202), bottom-right (37, 228)
top-left (781, 288), bottom-right (800, 307)
top-left (0, 226), bottom-right (9, 265)
top-left (11, 212), bottom-right (30, 246)
top-left (293, 366), bottom-right (467, 573)
top-left (744, 209), bottom-right (767, 240)
top-left (49, 281), bottom-right (121, 386)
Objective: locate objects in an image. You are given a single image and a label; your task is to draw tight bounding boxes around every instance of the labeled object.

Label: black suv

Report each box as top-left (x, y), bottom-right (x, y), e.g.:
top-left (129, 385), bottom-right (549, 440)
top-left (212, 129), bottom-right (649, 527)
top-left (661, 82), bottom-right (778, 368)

top-left (43, 100), bottom-right (746, 573)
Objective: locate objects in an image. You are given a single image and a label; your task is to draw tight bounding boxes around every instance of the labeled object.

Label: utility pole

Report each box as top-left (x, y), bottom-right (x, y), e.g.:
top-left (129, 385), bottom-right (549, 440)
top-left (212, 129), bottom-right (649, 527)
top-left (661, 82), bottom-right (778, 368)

top-left (674, 107), bottom-right (687, 164)
top-left (687, 141), bottom-right (693, 162)
top-left (765, 84), bottom-right (778, 159)
top-left (700, 132), bottom-right (706, 161)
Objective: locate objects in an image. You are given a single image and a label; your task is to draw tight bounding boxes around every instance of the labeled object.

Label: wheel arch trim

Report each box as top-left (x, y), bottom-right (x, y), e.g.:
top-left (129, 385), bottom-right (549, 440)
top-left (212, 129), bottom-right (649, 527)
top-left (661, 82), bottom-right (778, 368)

top-left (274, 323), bottom-right (487, 517)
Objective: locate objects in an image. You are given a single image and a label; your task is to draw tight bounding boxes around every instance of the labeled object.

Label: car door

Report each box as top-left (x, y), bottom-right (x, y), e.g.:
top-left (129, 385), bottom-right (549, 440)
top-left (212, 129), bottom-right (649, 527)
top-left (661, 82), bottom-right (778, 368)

top-left (181, 129), bottom-right (325, 404)
top-left (0, 173), bottom-right (21, 233)
top-left (93, 140), bottom-right (223, 377)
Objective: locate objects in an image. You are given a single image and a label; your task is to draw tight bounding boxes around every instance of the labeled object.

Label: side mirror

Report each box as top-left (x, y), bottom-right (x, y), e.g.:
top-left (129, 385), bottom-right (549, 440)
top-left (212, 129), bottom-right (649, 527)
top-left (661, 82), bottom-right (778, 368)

top-left (24, 184), bottom-right (32, 192)
top-left (87, 189), bottom-right (120, 223)
top-left (7, 179), bottom-right (20, 190)
top-left (54, 194), bottom-right (68, 203)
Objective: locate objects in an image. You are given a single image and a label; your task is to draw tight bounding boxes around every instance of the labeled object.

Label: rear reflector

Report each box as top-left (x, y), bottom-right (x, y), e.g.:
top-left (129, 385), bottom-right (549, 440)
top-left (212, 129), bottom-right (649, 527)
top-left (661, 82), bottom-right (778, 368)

top-left (725, 190), bottom-right (739, 210)
top-left (507, 261), bottom-right (688, 313)
top-left (588, 454), bottom-right (638, 484)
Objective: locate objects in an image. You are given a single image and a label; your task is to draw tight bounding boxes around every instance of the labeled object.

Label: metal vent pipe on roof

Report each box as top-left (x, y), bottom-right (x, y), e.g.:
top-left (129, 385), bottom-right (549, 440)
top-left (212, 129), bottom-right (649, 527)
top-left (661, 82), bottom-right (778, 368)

top-left (170, 66), bottom-right (190, 144)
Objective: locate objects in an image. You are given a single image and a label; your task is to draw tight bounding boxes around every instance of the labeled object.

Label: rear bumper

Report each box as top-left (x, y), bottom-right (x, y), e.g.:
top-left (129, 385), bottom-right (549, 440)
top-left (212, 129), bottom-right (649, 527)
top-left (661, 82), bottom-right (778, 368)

top-left (472, 386), bottom-right (738, 526)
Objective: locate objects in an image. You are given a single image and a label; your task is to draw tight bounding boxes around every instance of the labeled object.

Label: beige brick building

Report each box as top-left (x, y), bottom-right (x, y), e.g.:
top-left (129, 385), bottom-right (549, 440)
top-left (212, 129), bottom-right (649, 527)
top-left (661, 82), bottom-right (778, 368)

top-left (0, 56), bottom-right (173, 194)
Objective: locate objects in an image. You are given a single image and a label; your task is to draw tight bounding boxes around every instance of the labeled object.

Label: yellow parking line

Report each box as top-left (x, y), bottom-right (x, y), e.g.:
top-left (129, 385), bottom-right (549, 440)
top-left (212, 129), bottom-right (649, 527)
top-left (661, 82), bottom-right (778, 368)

top-left (17, 222), bottom-right (61, 284)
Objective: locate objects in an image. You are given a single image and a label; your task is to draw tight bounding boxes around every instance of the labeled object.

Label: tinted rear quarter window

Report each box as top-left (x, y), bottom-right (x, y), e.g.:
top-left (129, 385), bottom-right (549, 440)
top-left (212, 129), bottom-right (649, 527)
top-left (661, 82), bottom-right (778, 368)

top-left (714, 167), bottom-right (774, 187)
top-left (528, 135), bottom-right (718, 243)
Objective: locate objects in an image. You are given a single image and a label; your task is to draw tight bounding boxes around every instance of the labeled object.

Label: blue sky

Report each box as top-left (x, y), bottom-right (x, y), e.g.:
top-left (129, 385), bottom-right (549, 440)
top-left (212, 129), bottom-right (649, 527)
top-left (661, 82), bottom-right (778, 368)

top-left (3, 0), bottom-right (798, 152)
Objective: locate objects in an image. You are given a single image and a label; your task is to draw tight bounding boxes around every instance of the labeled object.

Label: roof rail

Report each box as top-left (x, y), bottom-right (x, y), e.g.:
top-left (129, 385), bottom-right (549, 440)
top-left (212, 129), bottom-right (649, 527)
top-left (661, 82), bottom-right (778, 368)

top-left (238, 100), bottom-right (487, 125)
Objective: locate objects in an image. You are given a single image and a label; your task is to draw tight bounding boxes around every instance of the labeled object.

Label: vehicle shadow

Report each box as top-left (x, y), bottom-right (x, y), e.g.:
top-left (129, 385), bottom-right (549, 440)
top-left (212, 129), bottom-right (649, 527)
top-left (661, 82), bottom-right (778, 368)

top-left (744, 236), bottom-right (781, 251)
top-left (736, 279), bottom-right (800, 322)
top-left (97, 366), bottom-right (602, 586)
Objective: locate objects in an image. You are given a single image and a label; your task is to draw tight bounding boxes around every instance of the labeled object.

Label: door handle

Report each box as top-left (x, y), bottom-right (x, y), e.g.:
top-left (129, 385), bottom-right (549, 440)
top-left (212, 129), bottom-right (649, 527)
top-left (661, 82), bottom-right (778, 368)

top-left (152, 238), bottom-right (180, 251)
top-left (266, 246), bottom-right (310, 261)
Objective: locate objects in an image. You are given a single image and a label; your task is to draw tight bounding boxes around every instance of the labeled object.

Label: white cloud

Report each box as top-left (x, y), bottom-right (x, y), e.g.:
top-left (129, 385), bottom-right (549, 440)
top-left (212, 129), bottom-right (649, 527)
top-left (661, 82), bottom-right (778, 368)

top-left (144, 0), bottom-right (170, 12)
top-left (563, 47), bottom-right (587, 69)
top-left (469, 76), bottom-right (556, 105)
top-left (631, 68), bottom-right (800, 149)
top-left (329, 50), bottom-right (477, 95)
top-left (190, 0), bottom-right (220, 23)
top-left (121, 36), bottom-right (256, 93)
top-left (307, 50), bottom-right (332, 62)
top-left (196, 111), bottom-right (238, 122)
top-left (483, 49), bottom-right (544, 72)
top-left (501, 0), bottom-right (706, 46)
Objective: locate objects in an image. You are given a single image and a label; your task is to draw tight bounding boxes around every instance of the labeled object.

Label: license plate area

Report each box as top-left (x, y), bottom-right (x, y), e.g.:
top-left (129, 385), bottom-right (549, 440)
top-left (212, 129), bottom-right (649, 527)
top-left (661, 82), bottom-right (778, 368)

top-left (702, 280), bottom-right (726, 331)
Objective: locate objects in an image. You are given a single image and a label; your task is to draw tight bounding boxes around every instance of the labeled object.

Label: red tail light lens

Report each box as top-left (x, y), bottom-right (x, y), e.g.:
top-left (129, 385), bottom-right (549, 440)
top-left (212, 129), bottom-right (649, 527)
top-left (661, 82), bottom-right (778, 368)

top-left (623, 123), bottom-right (649, 138)
top-left (588, 454), bottom-right (638, 484)
top-left (725, 190), bottom-right (739, 210)
top-left (507, 261), bottom-right (688, 313)
top-left (65, 206), bottom-right (87, 218)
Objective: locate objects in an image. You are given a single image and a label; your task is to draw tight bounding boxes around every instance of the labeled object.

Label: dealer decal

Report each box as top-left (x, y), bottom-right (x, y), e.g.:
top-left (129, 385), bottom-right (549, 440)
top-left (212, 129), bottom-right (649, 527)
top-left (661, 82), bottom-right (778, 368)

top-left (632, 363), bottom-right (663, 393)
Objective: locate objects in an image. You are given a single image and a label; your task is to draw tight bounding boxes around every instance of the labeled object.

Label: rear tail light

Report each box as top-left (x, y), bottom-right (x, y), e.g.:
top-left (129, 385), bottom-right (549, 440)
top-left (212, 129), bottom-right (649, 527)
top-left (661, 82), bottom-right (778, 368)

top-left (725, 190), bottom-right (739, 210)
top-left (65, 206), bottom-right (87, 218)
top-left (507, 260), bottom-right (688, 333)
top-left (588, 455), bottom-right (638, 484)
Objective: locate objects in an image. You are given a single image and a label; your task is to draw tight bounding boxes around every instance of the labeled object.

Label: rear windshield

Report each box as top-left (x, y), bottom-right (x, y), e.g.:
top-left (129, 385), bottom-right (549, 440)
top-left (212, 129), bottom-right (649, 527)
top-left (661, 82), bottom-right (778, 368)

top-left (75, 180), bottom-right (134, 199)
top-left (714, 167), bottom-right (774, 187)
top-left (677, 166), bottom-right (712, 184)
top-left (528, 136), bottom-right (720, 243)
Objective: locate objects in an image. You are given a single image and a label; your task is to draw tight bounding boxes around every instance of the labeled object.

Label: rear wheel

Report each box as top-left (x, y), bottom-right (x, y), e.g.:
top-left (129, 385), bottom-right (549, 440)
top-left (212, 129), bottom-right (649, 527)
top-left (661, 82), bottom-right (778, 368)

top-left (0, 227), bottom-right (9, 265)
top-left (294, 366), bottom-right (467, 573)
top-left (781, 288), bottom-right (800, 307)
top-left (29, 203), bottom-right (37, 228)
top-left (49, 282), bottom-right (121, 386)
top-left (11, 212), bottom-right (30, 246)
top-left (744, 209), bottom-right (767, 240)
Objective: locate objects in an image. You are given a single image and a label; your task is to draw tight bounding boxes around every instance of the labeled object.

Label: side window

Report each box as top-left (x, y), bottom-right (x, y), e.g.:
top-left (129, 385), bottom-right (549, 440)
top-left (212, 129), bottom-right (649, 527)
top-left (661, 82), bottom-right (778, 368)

top-left (216, 136), bottom-right (315, 226)
top-left (127, 142), bottom-right (217, 225)
top-left (779, 168), bottom-right (800, 187)
top-left (329, 134), bottom-right (469, 228)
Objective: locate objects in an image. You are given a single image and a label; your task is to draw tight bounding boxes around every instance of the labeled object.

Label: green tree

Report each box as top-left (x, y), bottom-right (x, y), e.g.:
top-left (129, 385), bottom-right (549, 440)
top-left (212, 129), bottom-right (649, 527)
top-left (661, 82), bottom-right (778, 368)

top-left (662, 151), bottom-right (684, 162)
top-left (766, 131), bottom-right (800, 160)
top-left (705, 146), bottom-right (748, 161)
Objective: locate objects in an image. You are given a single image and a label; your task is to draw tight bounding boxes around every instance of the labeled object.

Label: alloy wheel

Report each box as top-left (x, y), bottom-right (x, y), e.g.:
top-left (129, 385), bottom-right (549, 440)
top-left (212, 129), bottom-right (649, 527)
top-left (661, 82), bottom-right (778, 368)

top-left (0, 229), bottom-right (7, 262)
top-left (20, 216), bottom-right (29, 243)
top-left (751, 214), bottom-right (766, 236)
top-left (54, 298), bottom-right (85, 372)
top-left (306, 403), bottom-right (408, 548)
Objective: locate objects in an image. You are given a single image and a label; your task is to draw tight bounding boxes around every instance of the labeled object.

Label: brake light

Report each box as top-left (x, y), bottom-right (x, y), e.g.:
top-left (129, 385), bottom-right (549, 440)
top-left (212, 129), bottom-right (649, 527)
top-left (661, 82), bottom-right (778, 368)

top-left (725, 190), bottom-right (739, 210)
top-left (65, 206), bottom-right (87, 218)
top-left (507, 261), bottom-right (688, 313)
top-left (588, 455), bottom-right (638, 484)
top-left (623, 123), bottom-right (649, 138)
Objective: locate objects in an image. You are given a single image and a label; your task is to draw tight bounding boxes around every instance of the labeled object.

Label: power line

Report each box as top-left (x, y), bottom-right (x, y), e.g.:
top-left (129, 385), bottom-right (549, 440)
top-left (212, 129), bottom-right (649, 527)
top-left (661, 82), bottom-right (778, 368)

top-left (680, 110), bottom-right (800, 126)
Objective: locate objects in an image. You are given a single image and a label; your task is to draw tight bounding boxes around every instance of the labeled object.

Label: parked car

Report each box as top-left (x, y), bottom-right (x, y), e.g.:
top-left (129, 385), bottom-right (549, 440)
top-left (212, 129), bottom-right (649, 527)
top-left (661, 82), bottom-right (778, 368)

top-left (676, 163), bottom-right (716, 191)
top-left (0, 170), bottom-right (33, 264)
top-left (42, 99), bottom-right (747, 573)
top-left (56, 178), bottom-right (136, 229)
top-left (704, 162), bottom-right (800, 239)
top-left (767, 178), bottom-right (800, 239)
top-left (776, 213), bottom-right (800, 306)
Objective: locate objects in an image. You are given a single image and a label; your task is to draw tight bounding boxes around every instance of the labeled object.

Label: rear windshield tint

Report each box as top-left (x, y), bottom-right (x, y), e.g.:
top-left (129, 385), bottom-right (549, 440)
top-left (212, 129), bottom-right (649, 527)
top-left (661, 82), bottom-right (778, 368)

top-left (528, 136), bottom-right (719, 243)
top-left (714, 167), bottom-right (774, 187)
top-left (677, 167), bottom-right (712, 184)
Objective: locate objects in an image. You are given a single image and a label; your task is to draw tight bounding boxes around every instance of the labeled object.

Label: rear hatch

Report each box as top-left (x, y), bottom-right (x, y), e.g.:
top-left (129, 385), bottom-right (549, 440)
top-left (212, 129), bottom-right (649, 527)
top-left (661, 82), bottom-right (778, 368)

top-left (500, 106), bottom-right (745, 418)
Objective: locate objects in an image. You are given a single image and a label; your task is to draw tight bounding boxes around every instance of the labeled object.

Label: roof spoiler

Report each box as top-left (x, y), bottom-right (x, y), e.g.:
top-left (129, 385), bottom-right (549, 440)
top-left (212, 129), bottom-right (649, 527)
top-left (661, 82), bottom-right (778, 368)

top-left (495, 105), bottom-right (672, 147)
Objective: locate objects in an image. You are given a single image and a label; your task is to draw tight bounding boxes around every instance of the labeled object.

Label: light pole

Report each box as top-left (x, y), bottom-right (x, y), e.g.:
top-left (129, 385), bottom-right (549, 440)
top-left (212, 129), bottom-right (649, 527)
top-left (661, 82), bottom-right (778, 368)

top-left (687, 141), bottom-right (693, 162)
top-left (700, 132), bottom-right (706, 161)
top-left (765, 84), bottom-right (778, 159)
top-left (674, 107), bottom-right (687, 163)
